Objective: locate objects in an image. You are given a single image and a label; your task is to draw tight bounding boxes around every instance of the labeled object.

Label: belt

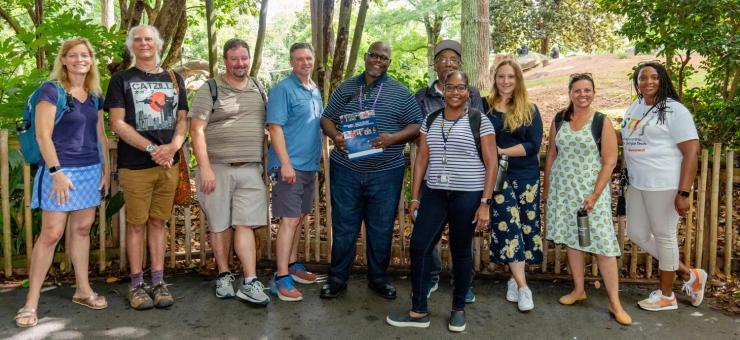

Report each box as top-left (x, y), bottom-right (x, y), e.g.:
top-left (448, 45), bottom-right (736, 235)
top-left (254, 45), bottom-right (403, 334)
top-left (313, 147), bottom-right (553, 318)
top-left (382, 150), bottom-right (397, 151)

top-left (229, 162), bottom-right (249, 167)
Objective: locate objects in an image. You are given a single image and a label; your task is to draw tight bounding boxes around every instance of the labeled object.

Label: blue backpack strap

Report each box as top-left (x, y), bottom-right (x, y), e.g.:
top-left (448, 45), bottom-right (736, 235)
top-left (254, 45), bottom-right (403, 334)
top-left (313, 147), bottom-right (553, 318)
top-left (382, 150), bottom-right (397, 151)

top-left (50, 81), bottom-right (69, 124)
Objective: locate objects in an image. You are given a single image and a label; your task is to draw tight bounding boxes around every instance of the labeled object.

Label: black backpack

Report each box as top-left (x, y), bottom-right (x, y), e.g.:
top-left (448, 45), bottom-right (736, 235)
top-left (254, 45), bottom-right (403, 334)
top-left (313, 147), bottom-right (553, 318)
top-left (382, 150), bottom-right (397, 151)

top-left (425, 107), bottom-right (484, 162)
top-left (206, 77), bottom-right (267, 112)
top-left (554, 111), bottom-right (606, 154)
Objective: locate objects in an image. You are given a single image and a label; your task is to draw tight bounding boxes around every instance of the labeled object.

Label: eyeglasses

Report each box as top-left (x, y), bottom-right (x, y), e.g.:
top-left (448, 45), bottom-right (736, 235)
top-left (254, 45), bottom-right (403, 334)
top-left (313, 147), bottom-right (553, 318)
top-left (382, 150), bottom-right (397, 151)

top-left (569, 72), bottom-right (593, 80)
top-left (444, 84), bottom-right (468, 93)
top-left (366, 52), bottom-right (390, 62)
top-left (435, 57), bottom-right (461, 65)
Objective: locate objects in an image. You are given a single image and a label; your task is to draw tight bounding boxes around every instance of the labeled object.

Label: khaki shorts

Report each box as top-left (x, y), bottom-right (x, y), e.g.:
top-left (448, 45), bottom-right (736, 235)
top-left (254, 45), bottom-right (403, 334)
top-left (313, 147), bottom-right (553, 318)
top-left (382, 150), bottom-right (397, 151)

top-left (119, 164), bottom-right (179, 225)
top-left (196, 163), bottom-right (268, 233)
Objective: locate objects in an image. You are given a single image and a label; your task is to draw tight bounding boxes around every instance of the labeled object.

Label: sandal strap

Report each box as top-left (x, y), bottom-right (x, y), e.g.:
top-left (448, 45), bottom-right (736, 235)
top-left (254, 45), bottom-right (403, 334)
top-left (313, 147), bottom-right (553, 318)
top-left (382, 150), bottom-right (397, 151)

top-left (15, 307), bottom-right (36, 319)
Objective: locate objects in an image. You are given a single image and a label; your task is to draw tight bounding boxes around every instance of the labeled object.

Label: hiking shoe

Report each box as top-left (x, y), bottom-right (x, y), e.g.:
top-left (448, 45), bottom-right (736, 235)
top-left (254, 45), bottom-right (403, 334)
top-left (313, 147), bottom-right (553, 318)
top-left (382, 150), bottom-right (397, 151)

top-left (215, 272), bottom-right (235, 299)
top-left (386, 311), bottom-right (430, 328)
top-left (237, 278), bottom-right (270, 305)
top-left (506, 278), bottom-right (518, 302)
top-left (288, 262), bottom-right (317, 284)
top-left (128, 282), bottom-right (154, 310)
top-left (638, 290), bottom-right (677, 311)
top-left (448, 310), bottom-right (466, 332)
top-left (270, 273), bottom-right (303, 302)
top-left (151, 282), bottom-right (174, 308)
top-left (517, 287), bottom-right (534, 312)
top-left (682, 268), bottom-right (708, 306)
top-left (465, 287), bottom-right (475, 304)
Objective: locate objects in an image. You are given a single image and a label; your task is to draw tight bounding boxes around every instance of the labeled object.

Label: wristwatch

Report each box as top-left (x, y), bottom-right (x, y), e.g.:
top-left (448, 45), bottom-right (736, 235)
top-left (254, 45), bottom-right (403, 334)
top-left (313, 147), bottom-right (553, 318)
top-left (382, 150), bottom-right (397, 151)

top-left (678, 190), bottom-right (690, 198)
top-left (48, 165), bottom-right (62, 175)
top-left (145, 143), bottom-right (157, 154)
top-left (480, 198), bottom-right (493, 205)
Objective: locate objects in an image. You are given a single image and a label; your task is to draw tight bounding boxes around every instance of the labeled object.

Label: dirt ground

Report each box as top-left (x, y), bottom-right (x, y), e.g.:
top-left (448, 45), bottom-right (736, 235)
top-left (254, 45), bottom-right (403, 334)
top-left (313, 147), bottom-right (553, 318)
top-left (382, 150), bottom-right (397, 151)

top-left (522, 54), bottom-right (704, 127)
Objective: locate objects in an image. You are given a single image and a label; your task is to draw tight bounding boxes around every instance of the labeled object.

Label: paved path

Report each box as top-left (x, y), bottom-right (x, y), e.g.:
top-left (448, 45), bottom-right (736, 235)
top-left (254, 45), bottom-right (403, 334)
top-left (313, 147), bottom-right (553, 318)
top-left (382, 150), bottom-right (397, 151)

top-left (2, 272), bottom-right (737, 339)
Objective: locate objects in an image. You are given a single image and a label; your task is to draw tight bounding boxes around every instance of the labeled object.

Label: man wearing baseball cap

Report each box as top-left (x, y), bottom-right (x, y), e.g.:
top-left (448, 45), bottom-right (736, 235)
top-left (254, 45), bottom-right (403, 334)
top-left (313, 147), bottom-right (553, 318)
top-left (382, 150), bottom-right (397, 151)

top-left (413, 39), bottom-right (485, 304)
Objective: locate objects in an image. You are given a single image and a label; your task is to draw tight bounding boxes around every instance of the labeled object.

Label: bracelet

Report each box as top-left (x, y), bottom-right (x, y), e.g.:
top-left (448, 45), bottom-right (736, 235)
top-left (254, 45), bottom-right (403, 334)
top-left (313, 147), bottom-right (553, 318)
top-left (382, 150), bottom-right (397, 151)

top-left (410, 199), bottom-right (420, 204)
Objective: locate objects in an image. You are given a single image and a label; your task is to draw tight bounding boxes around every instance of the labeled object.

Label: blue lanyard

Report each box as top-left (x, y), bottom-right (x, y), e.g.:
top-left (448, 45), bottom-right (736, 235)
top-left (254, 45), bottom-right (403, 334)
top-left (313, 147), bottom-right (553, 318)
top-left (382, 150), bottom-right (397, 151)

top-left (358, 82), bottom-right (384, 111)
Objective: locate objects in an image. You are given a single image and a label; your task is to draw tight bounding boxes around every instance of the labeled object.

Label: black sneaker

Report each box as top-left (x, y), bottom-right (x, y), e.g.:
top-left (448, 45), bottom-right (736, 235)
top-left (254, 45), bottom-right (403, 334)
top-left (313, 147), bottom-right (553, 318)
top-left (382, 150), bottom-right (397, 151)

top-left (386, 311), bottom-right (430, 328)
top-left (448, 310), bottom-right (466, 332)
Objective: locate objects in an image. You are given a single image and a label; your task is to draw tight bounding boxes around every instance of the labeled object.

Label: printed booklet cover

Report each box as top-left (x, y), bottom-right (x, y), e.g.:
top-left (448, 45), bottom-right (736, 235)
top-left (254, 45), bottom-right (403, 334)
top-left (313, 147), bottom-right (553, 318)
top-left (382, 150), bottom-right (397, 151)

top-left (339, 110), bottom-right (383, 160)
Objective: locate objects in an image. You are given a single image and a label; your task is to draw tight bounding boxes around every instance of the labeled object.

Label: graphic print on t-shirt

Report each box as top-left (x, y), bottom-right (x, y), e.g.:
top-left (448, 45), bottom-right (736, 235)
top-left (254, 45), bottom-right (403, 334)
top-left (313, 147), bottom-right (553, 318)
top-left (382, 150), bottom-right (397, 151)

top-left (130, 81), bottom-right (178, 131)
top-left (621, 114), bottom-right (652, 153)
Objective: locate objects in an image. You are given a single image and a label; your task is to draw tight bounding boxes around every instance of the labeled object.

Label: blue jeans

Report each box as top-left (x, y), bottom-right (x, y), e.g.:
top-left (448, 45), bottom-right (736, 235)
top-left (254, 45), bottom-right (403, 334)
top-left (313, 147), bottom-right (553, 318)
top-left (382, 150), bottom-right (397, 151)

top-left (328, 160), bottom-right (404, 285)
top-left (411, 185), bottom-right (481, 313)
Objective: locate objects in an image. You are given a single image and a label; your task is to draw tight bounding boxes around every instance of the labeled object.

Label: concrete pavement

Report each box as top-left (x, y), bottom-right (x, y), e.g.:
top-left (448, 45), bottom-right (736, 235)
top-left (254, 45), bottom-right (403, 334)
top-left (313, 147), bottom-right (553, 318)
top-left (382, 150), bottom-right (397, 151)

top-left (1, 272), bottom-right (737, 339)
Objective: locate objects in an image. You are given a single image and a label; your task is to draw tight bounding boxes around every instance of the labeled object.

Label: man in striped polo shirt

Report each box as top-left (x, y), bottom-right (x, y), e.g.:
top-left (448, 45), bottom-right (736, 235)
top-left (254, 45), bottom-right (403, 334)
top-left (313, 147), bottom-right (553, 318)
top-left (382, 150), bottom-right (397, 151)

top-left (320, 41), bottom-right (422, 299)
top-left (189, 38), bottom-right (270, 306)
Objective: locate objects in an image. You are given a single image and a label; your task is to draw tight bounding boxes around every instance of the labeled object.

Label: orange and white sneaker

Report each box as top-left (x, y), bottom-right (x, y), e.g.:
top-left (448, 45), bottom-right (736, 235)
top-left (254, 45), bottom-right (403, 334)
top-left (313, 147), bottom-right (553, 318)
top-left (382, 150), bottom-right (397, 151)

top-left (638, 290), bottom-right (678, 311)
top-left (289, 262), bottom-right (317, 284)
top-left (682, 268), bottom-right (708, 306)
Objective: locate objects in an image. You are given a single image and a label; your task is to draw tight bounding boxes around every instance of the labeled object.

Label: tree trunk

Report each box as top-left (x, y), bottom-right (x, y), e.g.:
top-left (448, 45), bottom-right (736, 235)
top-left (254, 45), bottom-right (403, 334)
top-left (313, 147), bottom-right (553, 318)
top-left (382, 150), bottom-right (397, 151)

top-left (311, 0), bottom-right (334, 100)
top-left (424, 13), bottom-right (442, 84)
top-left (477, 0), bottom-right (490, 91)
top-left (461, 0), bottom-right (489, 90)
top-left (677, 50), bottom-right (692, 98)
top-left (250, 0), bottom-right (269, 77)
top-left (101, 0), bottom-right (115, 28)
top-left (539, 36), bottom-right (548, 56)
top-left (345, 0), bottom-right (369, 80)
top-left (329, 0), bottom-right (353, 94)
top-left (205, 0), bottom-right (218, 77)
top-left (34, 0), bottom-right (45, 69)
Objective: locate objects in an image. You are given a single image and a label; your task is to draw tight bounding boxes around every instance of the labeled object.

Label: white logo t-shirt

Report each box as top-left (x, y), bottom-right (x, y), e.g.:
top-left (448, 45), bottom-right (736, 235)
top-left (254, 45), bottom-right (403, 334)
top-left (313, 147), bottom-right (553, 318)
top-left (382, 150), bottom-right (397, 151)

top-left (621, 98), bottom-right (698, 191)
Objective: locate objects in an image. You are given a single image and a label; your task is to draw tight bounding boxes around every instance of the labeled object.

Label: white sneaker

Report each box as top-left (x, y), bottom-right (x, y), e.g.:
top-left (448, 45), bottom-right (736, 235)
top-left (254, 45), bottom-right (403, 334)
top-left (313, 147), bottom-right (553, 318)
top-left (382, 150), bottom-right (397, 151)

top-left (517, 287), bottom-right (534, 312)
top-left (506, 278), bottom-right (518, 302)
top-left (682, 268), bottom-right (708, 307)
top-left (215, 273), bottom-right (235, 299)
top-left (236, 278), bottom-right (270, 305)
top-left (638, 290), bottom-right (677, 311)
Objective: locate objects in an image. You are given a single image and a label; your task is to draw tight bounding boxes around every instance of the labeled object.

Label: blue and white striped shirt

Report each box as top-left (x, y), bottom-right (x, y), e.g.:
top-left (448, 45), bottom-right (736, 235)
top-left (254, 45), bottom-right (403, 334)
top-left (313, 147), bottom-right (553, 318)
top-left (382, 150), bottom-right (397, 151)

top-left (323, 73), bottom-right (422, 172)
top-left (421, 112), bottom-right (495, 191)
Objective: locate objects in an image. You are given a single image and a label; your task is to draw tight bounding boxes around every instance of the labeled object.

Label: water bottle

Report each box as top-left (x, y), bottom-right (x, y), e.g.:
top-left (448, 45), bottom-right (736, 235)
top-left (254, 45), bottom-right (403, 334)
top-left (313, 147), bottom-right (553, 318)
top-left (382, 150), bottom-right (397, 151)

top-left (577, 208), bottom-right (591, 247)
top-left (493, 155), bottom-right (509, 193)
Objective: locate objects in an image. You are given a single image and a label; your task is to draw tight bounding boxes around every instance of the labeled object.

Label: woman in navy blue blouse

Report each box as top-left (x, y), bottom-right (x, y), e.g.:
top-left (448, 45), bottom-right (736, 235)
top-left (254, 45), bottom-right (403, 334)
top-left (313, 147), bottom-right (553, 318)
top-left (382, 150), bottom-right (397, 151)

top-left (484, 60), bottom-right (543, 311)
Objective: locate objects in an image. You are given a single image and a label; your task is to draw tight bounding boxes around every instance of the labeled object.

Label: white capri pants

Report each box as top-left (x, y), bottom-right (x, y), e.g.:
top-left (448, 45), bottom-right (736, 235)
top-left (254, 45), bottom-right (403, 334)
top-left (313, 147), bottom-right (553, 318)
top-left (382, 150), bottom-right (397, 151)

top-left (626, 186), bottom-right (680, 271)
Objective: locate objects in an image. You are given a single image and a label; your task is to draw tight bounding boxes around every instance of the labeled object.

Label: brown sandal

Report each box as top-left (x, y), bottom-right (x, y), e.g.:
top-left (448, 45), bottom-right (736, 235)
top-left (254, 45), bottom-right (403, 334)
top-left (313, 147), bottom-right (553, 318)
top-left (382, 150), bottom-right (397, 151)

top-left (15, 307), bottom-right (38, 328)
top-left (72, 292), bottom-right (108, 310)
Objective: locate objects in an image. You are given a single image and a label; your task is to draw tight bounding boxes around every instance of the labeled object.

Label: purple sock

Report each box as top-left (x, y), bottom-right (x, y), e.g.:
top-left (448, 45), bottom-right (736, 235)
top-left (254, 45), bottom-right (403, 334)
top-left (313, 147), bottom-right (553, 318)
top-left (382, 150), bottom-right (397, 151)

top-left (131, 272), bottom-right (144, 288)
top-left (151, 270), bottom-right (164, 285)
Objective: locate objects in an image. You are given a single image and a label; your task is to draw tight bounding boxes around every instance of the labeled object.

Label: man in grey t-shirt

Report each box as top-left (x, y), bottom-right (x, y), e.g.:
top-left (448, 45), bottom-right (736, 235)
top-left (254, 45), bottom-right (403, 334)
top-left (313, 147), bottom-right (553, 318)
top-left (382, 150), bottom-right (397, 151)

top-left (189, 38), bottom-right (270, 305)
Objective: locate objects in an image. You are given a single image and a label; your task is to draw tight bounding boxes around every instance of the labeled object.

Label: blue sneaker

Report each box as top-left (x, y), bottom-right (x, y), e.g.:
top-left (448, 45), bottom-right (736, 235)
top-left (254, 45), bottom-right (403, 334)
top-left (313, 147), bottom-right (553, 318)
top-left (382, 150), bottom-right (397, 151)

top-left (288, 262), bottom-right (317, 284)
top-left (465, 287), bottom-right (475, 304)
top-left (270, 273), bottom-right (303, 302)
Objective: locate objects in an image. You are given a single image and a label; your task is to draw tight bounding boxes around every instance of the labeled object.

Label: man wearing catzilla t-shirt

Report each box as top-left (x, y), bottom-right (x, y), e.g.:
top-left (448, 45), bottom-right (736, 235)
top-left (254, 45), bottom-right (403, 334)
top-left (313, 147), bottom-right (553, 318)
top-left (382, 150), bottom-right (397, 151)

top-left (105, 25), bottom-right (188, 311)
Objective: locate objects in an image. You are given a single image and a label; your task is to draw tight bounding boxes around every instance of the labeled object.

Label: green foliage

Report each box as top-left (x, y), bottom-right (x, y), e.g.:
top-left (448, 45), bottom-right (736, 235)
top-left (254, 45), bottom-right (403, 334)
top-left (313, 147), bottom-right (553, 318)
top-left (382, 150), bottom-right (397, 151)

top-left (0, 1), bottom-right (125, 131)
top-left (490, 0), bottom-right (622, 54)
top-left (684, 88), bottom-right (740, 149)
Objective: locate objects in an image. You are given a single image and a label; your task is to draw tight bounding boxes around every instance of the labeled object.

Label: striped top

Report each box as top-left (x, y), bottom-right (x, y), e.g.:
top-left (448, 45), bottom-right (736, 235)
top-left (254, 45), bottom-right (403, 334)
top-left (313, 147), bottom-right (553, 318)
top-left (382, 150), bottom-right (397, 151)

top-left (188, 75), bottom-right (265, 163)
top-left (421, 112), bottom-right (495, 191)
top-left (323, 72), bottom-right (422, 172)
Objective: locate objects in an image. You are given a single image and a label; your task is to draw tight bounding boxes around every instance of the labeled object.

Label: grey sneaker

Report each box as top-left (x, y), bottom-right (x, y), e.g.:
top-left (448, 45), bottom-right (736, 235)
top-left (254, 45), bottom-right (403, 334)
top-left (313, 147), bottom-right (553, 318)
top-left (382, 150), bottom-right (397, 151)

top-left (518, 287), bottom-right (534, 312)
top-left (448, 310), bottom-right (466, 332)
top-left (151, 282), bottom-right (174, 308)
top-left (386, 311), bottom-right (430, 328)
top-left (236, 279), bottom-right (270, 305)
top-left (128, 282), bottom-right (154, 310)
top-left (215, 273), bottom-right (236, 299)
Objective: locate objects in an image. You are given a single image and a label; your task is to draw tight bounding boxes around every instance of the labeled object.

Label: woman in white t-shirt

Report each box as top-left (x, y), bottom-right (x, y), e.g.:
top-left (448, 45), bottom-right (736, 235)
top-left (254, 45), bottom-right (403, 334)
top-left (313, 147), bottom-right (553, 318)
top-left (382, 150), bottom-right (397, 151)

top-left (621, 61), bottom-right (705, 312)
top-left (386, 70), bottom-right (497, 332)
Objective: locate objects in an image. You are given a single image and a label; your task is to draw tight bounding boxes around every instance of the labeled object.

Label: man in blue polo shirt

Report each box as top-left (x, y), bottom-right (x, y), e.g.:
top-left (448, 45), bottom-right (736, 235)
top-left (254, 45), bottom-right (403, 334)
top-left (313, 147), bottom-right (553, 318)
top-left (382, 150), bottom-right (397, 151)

top-left (266, 43), bottom-right (323, 302)
top-left (320, 41), bottom-right (422, 300)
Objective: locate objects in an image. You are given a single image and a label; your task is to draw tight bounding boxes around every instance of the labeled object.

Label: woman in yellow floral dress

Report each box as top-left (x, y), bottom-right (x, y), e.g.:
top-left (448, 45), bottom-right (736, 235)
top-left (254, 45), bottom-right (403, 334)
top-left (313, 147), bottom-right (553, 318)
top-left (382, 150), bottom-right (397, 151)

top-left (484, 60), bottom-right (543, 312)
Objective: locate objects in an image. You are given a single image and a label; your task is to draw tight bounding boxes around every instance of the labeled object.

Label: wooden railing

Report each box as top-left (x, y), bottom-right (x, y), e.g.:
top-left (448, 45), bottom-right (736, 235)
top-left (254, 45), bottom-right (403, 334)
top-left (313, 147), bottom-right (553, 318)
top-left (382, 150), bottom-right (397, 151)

top-left (0, 131), bottom-right (737, 282)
